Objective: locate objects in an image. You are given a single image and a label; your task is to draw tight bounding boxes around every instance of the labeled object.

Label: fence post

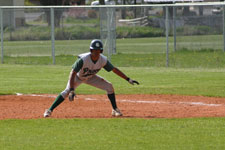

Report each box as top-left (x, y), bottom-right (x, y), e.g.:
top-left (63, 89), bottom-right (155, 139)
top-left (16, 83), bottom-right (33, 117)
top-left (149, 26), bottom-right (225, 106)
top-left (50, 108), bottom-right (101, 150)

top-left (50, 7), bottom-right (55, 64)
top-left (107, 7), bottom-right (111, 61)
top-left (165, 6), bottom-right (169, 67)
top-left (106, 7), bottom-right (116, 61)
top-left (223, 5), bottom-right (225, 52)
top-left (0, 8), bottom-right (3, 64)
top-left (173, 6), bottom-right (176, 52)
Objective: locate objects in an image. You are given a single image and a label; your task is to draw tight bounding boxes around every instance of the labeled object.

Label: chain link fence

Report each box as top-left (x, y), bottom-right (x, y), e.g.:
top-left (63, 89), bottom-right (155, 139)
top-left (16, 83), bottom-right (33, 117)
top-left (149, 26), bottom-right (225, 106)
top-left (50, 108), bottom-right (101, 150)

top-left (0, 3), bottom-right (225, 68)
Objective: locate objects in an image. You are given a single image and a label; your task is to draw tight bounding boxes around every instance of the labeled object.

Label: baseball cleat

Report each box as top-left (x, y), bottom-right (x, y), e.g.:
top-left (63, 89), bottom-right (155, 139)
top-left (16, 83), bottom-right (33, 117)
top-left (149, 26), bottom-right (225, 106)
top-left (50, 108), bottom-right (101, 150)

top-left (112, 108), bottom-right (123, 117)
top-left (44, 109), bottom-right (52, 117)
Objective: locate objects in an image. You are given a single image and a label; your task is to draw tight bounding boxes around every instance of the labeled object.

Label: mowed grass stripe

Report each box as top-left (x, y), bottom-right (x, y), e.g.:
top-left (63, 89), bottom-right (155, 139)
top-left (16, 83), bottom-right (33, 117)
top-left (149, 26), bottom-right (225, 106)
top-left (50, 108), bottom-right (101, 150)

top-left (0, 118), bottom-right (225, 150)
top-left (0, 64), bottom-right (225, 97)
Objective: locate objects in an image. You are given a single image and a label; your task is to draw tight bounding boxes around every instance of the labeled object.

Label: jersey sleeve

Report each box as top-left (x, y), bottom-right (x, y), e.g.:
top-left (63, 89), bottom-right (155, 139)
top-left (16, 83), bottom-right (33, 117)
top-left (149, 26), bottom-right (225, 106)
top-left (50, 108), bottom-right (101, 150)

top-left (72, 58), bottom-right (83, 72)
top-left (103, 60), bottom-right (114, 72)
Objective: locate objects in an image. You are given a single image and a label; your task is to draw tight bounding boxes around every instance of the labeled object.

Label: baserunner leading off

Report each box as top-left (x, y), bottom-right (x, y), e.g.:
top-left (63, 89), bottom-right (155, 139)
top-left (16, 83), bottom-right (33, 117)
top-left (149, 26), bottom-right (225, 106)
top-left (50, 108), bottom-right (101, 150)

top-left (44, 39), bottom-right (139, 117)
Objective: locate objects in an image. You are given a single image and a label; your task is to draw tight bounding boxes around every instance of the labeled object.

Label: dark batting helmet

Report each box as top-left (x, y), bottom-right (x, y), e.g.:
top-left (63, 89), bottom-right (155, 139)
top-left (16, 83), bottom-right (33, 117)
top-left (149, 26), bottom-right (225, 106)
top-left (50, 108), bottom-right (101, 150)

top-left (90, 39), bottom-right (103, 53)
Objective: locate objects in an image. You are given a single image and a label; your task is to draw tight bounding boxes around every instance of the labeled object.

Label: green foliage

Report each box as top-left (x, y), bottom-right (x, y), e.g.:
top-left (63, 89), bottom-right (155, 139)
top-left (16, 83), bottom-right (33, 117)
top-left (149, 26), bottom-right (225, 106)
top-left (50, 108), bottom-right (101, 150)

top-left (64, 17), bottom-right (98, 24)
top-left (176, 25), bottom-right (219, 36)
top-left (25, 0), bottom-right (36, 6)
top-left (3, 26), bottom-right (100, 41)
top-left (87, 10), bottom-right (98, 18)
top-left (55, 26), bottom-right (100, 40)
top-left (4, 26), bottom-right (51, 41)
top-left (116, 26), bottom-right (164, 38)
top-left (3, 25), bottom-right (163, 41)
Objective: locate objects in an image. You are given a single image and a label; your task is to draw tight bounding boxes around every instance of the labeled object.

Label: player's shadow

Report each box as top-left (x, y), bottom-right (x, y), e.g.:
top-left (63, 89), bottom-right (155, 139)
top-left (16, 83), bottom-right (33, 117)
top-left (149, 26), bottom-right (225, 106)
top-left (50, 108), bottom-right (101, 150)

top-left (123, 115), bottom-right (156, 119)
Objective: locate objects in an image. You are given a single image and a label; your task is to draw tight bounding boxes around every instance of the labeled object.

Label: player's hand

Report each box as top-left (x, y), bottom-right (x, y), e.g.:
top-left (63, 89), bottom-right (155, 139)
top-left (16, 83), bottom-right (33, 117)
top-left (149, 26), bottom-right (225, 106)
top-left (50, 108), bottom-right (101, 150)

top-left (127, 78), bottom-right (139, 85)
top-left (68, 88), bottom-right (76, 101)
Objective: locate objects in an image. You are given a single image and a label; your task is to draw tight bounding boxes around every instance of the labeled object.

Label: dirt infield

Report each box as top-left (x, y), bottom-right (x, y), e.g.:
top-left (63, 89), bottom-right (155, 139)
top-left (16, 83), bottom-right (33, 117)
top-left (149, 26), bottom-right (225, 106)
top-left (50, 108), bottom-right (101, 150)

top-left (1, 94), bottom-right (225, 120)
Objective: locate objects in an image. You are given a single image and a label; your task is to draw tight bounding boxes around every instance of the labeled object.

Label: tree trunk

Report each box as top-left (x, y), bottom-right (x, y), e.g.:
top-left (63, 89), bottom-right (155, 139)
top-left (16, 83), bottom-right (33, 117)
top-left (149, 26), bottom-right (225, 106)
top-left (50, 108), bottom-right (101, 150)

top-left (99, 0), bottom-right (105, 5)
top-left (40, 0), bottom-right (67, 27)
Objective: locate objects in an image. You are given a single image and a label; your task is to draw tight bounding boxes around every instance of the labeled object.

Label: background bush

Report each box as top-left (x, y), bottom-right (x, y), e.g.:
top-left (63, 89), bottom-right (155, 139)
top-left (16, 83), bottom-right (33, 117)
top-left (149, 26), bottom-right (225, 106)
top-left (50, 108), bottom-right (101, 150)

top-left (3, 24), bottom-right (220, 41)
top-left (116, 26), bottom-right (164, 38)
top-left (176, 25), bottom-right (220, 36)
top-left (3, 25), bottom-right (164, 41)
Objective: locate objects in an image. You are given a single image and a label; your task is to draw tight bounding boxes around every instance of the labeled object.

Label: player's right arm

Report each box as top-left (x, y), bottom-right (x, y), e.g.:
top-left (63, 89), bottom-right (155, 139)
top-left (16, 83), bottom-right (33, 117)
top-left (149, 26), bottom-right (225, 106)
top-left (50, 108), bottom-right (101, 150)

top-left (68, 58), bottom-right (83, 101)
top-left (69, 58), bottom-right (83, 89)
top-left (69, 70), bottom-right (77, 90)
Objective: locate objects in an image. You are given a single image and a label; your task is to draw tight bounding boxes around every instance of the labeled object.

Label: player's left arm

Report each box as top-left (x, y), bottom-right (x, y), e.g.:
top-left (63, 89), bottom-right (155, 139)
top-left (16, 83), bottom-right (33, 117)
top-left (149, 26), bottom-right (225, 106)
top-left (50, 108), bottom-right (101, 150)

top-left (104, 60), bottom-right (139, 85)
top-left (112, 67), bottom-right (139, 85)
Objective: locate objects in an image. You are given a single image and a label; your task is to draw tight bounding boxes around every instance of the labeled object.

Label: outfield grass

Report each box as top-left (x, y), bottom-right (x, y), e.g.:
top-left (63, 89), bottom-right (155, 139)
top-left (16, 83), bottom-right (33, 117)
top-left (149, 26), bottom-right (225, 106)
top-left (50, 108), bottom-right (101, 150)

top-left (0, 64), bottom-right (225, 97)
top-left (1, 118), bottom-right (225, 150)
top-left (1, 35), bottom-right (223, 57)
top-left (2, 50), bottom-right (225, 68)
top-left (1, 36), bottom-right (225, 68)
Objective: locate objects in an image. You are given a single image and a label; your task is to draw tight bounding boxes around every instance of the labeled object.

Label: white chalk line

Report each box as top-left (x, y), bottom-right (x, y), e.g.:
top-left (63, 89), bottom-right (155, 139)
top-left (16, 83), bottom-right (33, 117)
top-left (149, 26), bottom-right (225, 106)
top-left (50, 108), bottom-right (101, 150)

top-left (120, 99), bottom-right (222, 107)
top-left (16, 93), bottom-right (224, 107)
top-left (16, 93), bottom-right (56, 98)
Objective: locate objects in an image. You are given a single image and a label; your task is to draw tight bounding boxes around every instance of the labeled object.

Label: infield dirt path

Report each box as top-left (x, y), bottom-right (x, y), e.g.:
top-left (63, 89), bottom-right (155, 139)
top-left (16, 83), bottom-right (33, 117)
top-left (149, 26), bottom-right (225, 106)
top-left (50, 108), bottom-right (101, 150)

top-left (1, 94), bottom-right (225, 120)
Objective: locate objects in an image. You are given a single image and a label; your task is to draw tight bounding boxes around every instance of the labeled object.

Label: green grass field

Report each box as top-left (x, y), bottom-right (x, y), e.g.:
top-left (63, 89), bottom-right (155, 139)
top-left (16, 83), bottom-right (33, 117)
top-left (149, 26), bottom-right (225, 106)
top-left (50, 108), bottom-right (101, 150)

top-left (1, 35), bottom-right (223, 56)
top-left (1, 118), bottom-right (225, 150)
top-left (1, 64), bottom-right (225, 149)
top-left (1, 36), bottom-right (225, 149)
top-left (2, 50), bottom-right (225, 68)
top-left (1, 64), bottom-right (225, 97)
top-left (1, 36), bottom-right (225, 69)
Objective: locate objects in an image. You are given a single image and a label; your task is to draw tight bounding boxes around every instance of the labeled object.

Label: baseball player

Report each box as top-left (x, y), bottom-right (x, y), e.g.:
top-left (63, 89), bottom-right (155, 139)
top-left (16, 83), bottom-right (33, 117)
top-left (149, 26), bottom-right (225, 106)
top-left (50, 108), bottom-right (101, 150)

top-left (44, 39), bottom-right (139, 117)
